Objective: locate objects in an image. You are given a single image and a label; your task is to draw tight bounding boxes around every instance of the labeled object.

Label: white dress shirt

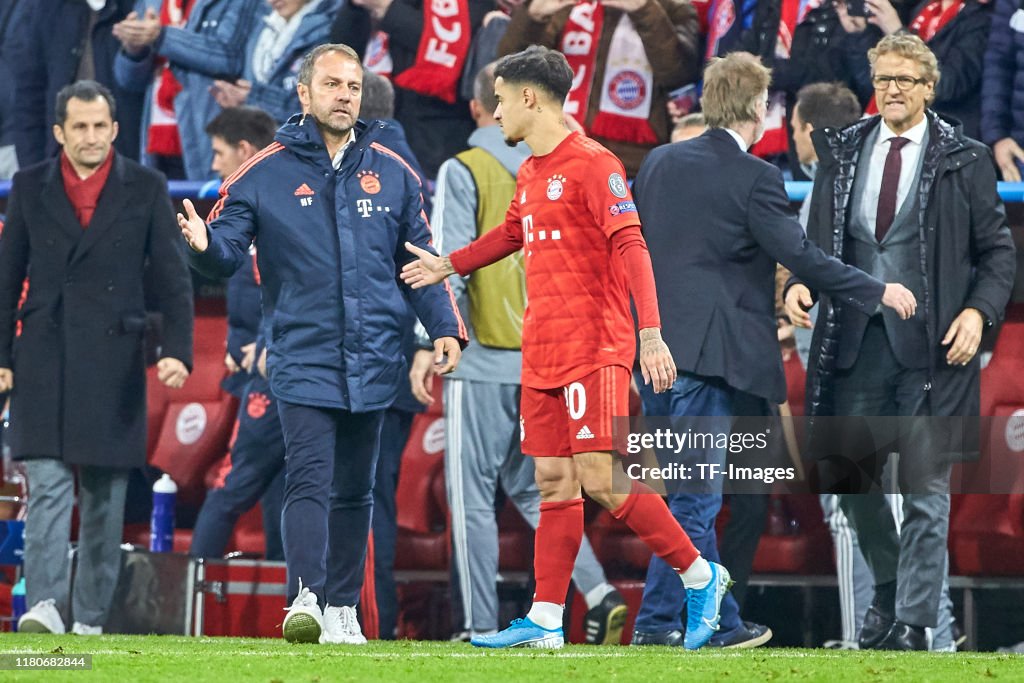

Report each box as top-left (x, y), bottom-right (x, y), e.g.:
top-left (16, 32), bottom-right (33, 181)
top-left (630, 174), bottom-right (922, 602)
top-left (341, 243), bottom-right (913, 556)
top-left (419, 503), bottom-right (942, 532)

top-left (331, 129), bottom-right (357, 170)
top-left (860, 116), bottom-right (928, 236)
top-left (725, 127), bottom-right (750, 151)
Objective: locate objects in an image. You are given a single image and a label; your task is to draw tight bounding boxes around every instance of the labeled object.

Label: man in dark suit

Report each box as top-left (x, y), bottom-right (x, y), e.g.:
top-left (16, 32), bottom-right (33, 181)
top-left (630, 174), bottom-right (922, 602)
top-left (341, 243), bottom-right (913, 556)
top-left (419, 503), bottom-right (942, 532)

top-left (785, 34), bottom-right (1016, 650)
top-left (0, 80), bottom-right (193, 635)
top-left (630, 51), bottom-right (916, 648)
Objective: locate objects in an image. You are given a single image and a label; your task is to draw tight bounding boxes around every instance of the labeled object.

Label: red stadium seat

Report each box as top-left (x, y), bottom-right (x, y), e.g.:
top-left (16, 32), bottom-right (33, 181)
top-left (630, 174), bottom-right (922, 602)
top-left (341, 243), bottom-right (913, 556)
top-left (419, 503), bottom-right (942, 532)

top-left (749, 494), bottom-right (833, 574)
top-left (147, 316), bottom-right (238, 507)
top-left (497, 501), bottom-right (534, 572)
top-left (783, 352), bottom-right (807, 417)
top-left (949, 322), bottom-right (1024, 576)
top-left (394, 381), bottom-right (449, 571)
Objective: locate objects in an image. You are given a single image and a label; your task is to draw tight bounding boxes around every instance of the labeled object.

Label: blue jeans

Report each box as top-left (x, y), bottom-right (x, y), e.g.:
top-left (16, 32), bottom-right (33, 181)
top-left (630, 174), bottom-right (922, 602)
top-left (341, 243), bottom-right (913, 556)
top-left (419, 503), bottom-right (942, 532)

top-left (633, 371), bottom-right (743, 637)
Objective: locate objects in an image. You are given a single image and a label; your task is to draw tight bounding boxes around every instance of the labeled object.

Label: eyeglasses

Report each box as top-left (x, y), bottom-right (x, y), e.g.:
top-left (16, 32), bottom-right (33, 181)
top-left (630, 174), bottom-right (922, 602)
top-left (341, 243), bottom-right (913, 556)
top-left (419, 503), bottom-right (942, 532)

top-left (872, 75), bottom-right (928, 91)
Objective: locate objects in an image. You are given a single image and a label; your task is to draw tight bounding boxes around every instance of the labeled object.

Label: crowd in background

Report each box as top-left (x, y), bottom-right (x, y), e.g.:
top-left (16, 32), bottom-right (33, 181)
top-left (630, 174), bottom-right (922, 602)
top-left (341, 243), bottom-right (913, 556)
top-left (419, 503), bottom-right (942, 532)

top-left (1, 0), bottom-right (1023, 184)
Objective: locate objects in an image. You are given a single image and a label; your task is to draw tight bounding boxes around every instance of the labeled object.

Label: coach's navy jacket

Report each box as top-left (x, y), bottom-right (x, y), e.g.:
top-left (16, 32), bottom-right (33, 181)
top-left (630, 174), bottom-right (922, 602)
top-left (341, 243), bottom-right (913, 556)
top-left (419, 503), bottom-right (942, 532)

top-left (191, 116), bottom-right (466, 412)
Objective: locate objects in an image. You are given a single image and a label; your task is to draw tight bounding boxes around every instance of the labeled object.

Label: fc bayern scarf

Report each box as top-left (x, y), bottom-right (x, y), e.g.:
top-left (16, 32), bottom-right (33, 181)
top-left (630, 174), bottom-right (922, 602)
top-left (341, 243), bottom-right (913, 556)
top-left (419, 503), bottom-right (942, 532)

top-left (750, 0), bottom-right (819, 158)
top-left (561, 3), bottom-right (656, 144)
top-left (392, 0), bottom-right (471, 104)
top-left (910, 0), bottom-right (964, 42)
top-left (147, 0), bottom-right (192, 157)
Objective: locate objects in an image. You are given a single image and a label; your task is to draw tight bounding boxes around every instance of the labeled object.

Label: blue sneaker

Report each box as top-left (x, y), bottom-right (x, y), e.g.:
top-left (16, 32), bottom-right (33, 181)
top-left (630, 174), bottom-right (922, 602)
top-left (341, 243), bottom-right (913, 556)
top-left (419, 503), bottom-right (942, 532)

top-left (684, 562), bottom-right (732, 650)
top-left (470, 617), bottom-right (564, 649)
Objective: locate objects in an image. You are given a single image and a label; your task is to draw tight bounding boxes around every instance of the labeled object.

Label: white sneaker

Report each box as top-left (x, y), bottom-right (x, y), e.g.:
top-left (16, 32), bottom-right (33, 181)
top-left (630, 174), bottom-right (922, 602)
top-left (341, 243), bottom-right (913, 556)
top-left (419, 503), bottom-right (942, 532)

top-left (320, 605), bottom-right (367, 645)
top-left (282, 579), bottom-right (323, 644)
top-left (71, 622), bottom-right (103, 635)
top-left (18, 599), bottom-right (66, 634)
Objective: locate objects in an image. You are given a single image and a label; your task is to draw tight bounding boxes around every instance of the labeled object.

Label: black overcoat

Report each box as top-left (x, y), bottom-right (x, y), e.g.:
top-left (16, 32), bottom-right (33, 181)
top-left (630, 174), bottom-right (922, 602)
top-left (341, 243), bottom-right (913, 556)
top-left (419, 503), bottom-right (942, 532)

top-left (0, 153), bottom-right (193, 467)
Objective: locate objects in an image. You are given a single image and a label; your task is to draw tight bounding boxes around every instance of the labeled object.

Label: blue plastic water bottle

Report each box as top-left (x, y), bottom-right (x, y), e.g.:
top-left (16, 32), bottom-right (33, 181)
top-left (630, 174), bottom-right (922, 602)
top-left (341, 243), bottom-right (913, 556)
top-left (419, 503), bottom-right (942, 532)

top-left (11, 577), bottom-right (26, 632)
top-left (149, 474), bottom-right (177, 553)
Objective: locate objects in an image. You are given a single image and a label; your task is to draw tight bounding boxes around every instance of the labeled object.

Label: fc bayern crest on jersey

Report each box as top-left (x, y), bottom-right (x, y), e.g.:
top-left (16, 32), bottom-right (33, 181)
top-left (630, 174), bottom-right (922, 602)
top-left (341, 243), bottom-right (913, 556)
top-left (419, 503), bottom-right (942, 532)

top-left (608, 172), bottom-right (628, 198)
top-left (607, 70), bottom-right (647, 111)
top-left (546, 175), bottom-right (565, 200)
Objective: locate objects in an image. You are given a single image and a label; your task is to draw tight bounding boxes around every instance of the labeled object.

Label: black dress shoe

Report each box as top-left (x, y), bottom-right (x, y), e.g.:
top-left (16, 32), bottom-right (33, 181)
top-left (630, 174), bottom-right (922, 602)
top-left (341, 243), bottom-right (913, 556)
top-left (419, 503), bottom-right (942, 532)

top-left (631, 629), bottom-right (683, 646)
top-left (875, 621), bottom-right (928, 651)
top-left (709, 621), bottom-right (773, 648)
top-left (858, 582), bottom-right (897, 650)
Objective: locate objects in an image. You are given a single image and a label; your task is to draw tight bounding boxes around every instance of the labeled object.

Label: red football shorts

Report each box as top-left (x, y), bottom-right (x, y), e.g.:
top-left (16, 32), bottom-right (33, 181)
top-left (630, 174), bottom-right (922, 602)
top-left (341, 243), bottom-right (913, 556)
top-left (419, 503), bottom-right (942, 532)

top-left (520, 365), bottom-right (630, 457)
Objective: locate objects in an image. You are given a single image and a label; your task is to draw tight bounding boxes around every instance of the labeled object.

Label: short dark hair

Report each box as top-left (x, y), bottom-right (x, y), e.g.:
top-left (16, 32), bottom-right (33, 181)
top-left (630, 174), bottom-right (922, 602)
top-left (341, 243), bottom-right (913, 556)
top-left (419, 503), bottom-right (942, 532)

top-left (298, 43), bottom-right (361, 86)
top-left (472, 62), bottom-right (498, 115)
top-left (55, 80), bottom-right (116, 126)
top-left (794, 82), bottom-right (862, 131)
top-left (205, 106), bottom-right (278, 149)
top-left (360, 71), bottom-right (394, 120)
top-left (493, 46), bottom-right (573, 103)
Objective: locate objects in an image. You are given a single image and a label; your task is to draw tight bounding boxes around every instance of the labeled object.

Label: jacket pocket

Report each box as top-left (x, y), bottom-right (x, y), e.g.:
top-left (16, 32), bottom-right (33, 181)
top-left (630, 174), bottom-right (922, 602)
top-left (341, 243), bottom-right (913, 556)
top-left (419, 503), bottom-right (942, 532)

top-left (120, 313), bottom-right (147, 334)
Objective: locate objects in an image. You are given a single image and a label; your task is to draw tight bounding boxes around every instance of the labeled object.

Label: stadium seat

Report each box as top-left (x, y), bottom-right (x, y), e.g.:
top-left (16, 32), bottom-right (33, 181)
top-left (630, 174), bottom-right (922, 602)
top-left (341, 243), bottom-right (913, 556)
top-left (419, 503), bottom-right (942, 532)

top-left (783, 352), bottom-right (807, 417)
top-left (748, 494), bottom-right (833, 574)
top-left (497, 501), bottom-right (533, 572)
top-left (147, 316), bottom-right (238, 508)
top-left (949, 322), bottom-right (1024, 576)
top-left (394, 381), bottom-right (449, 571)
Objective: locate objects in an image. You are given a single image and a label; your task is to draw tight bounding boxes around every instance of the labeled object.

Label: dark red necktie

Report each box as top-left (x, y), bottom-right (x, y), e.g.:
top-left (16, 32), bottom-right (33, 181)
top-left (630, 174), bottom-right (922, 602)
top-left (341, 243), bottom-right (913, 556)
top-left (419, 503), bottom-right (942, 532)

top-left (875, 136), bottom-right (910, 242)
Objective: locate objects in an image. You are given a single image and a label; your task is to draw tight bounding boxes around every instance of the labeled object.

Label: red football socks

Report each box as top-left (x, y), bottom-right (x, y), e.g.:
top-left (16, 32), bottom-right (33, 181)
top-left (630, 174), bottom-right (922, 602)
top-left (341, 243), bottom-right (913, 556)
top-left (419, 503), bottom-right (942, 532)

top-left (532, 498), bottom-right (585, 605)
top-left (611, 481), bottom-right (700, 571)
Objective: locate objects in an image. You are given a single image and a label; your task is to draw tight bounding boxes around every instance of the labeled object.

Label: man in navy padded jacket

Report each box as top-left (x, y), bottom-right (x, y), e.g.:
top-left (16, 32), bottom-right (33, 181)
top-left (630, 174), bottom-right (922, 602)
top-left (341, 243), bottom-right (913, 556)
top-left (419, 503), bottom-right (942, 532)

top-left (178, 43), bottom-right (466, 645)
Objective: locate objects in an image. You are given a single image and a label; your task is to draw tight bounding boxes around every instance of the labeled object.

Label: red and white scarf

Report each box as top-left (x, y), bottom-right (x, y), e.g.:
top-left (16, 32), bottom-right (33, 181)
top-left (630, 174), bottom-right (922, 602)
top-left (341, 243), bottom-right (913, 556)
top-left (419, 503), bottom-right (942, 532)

top-left (147, 0), bottom-right (192, 157)
top-left (750, 0), bottom-right (819, 158)
top-left (560, 2), bottom-right (657, 144)
top-left (393, 0), bottom-right (470, 104)
top-left (910, 0), bottom-right (964, 42)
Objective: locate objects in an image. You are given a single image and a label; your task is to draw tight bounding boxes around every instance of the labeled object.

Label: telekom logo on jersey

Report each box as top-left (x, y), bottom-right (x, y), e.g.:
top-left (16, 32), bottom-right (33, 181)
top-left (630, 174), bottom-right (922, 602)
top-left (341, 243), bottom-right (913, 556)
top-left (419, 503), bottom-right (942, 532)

top-left (522, 215), bottom-right (562, 256)
top-left (423, 0), bottom-right (463, 68)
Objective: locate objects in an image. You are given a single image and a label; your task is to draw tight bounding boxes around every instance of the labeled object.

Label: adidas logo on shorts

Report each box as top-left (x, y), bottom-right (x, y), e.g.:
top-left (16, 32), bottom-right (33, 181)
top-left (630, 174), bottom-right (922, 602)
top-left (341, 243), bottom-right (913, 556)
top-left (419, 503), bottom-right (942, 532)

top-left (576, 425), bottom-right (595, 440)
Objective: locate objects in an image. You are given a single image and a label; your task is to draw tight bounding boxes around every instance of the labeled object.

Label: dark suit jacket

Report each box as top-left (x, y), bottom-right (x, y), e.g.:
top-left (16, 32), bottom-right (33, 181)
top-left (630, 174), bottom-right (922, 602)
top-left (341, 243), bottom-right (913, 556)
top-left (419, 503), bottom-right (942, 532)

top-left (634, 128), bottom-right (885, 404)
top-left (0, 153), bottom-right (193, 468)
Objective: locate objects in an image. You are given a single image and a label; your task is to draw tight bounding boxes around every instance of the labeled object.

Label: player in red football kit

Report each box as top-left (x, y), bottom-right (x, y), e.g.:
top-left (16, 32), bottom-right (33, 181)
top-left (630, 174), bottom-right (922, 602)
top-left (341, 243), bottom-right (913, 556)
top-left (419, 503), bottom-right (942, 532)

top-left (401, 46), bottom-right (731, 650)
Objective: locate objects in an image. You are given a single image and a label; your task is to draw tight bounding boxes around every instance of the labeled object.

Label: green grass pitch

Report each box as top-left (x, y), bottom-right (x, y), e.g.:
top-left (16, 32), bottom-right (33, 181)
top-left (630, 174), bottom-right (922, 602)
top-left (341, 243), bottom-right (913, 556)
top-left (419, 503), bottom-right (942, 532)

top-left (1, 635), bottom-right (1022, 682)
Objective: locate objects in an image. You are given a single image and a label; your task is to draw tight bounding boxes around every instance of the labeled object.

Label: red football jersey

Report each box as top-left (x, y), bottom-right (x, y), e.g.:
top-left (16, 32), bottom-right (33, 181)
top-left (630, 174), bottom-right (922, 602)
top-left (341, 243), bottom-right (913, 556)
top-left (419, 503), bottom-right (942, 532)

top-left (506, 132), bottom-right (641, 389)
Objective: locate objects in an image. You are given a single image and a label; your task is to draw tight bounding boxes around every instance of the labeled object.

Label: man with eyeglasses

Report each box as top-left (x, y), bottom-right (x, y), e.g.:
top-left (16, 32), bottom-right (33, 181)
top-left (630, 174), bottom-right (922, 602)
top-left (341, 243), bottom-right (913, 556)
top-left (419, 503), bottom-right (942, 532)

top-left (785, 34), bottom-right (1016, 651)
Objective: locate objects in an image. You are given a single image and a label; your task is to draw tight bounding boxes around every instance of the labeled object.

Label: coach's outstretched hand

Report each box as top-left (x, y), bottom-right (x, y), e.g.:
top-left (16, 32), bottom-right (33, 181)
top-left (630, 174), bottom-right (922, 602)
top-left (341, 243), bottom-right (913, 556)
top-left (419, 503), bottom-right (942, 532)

top-left (638, 328), bottom-right (677, 394)
top-left (401, 242), bottom-right (455, 289)
top-left (177, 198), bottom-right (209, 253)
top-left (881, 283), bottom-right (917, 320)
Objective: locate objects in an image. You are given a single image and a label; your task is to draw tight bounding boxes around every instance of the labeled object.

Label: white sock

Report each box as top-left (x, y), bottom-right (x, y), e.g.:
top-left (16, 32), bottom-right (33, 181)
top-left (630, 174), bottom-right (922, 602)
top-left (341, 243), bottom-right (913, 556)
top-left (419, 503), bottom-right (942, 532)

top-left (527, 602), bottom-right (563, 630)
top-left (679, 556), bottom-right (712, 589)
top-left (584, 582), bottom-right (616, 610)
